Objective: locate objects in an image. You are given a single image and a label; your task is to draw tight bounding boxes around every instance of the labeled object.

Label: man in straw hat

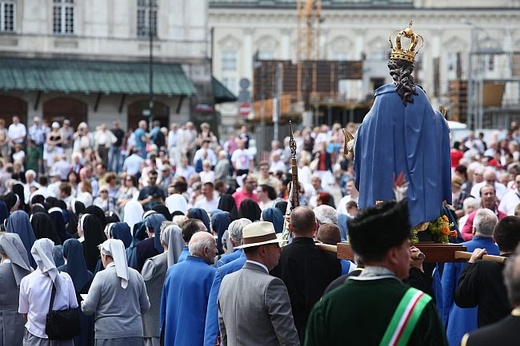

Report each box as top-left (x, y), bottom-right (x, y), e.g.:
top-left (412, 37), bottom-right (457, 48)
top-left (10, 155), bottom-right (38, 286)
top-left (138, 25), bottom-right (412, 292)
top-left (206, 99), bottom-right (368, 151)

top-left (305, 200), bottom-right (446, 345)
top-left (218, 221), bottom-right (300, 346)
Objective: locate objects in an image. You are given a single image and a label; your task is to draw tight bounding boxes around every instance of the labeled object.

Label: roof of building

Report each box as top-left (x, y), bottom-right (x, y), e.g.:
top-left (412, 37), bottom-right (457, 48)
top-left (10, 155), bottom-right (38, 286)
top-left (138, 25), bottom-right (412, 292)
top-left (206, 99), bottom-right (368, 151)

top-left (209, 0), bottom-right (413, 8)
top-left (0, 57), bottom-right (197, 97)
top-left (212, 76), bottom-right (238, 103)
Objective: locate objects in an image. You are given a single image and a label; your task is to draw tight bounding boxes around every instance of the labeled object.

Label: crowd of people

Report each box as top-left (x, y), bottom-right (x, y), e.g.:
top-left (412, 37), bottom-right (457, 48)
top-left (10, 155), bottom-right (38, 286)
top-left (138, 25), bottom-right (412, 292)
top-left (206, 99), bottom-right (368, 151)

top-left (1, 113), bottom-right (520, 345)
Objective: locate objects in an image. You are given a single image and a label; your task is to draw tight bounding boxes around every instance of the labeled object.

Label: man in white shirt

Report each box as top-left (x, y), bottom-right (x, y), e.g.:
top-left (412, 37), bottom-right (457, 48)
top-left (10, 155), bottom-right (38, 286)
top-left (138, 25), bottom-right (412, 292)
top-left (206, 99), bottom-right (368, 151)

top-left (168, 122), bottom-right (180, 166)
top-left (175, 156), bottom-right (195, 181)
top-left (30, 175), bottom-right (54, 201)
top-left (499, 173), bottom-right (520, 215)
top-left (193, 140), bottom-right (217, 167)
top-left (94, 123), bottom-right (116, 167)
top-left (123, 148), bottom-right (145, 177)
top-left (231, 139), bottom-right (253, 176)
top-left (470, 169), bottom-right (507, 201)
top-left (28, 117), bottom-right (46, 150)
top-left (23, 170), bottom-right (40, 204)
top-left (51, 154), bottom-right (73, 181)
top-left (337, 178), bottom-right (359, 215)
top-left (194, 182), bottom-right (219, 211)
top-left (7, 116), bottom-right (26, 152)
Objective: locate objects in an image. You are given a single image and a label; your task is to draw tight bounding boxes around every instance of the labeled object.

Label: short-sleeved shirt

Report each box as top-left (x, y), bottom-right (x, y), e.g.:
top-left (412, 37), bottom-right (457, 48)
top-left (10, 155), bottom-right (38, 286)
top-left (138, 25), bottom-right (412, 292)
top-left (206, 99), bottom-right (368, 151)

top-left (134, 128), bottom-right (147, 149)
top-left (19, 270), bottom-right (78, 338)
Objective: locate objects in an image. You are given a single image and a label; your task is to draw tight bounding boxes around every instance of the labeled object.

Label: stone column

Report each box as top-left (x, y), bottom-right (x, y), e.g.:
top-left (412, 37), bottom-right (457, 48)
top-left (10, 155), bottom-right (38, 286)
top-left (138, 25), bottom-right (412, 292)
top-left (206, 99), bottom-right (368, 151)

top-left (243, 28), bottom-right (255, 81)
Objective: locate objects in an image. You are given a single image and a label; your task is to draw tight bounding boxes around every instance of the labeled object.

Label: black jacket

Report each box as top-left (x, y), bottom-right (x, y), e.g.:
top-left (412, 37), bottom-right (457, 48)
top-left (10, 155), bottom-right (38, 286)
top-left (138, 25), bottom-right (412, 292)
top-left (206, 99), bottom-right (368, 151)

top-left (464, 314), bottom-right (520, 346)
top-left (271, 237), bottom-right (341, 343)
top-left (454, 260), bottom-right (512, 327)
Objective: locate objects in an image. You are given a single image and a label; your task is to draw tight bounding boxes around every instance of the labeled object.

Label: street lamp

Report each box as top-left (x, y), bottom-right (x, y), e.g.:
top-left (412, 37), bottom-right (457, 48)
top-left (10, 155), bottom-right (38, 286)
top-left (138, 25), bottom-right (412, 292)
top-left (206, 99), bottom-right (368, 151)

top-left (148, 0), bottom-right (154, 131)
top-left (465, 20), bottom-right (479, 130)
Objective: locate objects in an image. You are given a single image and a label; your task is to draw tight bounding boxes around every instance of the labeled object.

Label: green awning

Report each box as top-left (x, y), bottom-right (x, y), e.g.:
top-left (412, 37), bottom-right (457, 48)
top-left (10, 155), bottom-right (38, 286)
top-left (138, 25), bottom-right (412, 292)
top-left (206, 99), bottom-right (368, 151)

top-left (0, 57), bottom-right (196, 97)
top-left (212, 76), bottom-right (238, 104)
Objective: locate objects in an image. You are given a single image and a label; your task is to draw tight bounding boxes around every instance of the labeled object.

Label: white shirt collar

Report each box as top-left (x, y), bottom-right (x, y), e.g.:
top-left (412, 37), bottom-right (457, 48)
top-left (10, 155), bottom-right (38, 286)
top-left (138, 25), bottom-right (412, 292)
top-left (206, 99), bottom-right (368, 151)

top-left (246, 259), bottom-right (269, 273)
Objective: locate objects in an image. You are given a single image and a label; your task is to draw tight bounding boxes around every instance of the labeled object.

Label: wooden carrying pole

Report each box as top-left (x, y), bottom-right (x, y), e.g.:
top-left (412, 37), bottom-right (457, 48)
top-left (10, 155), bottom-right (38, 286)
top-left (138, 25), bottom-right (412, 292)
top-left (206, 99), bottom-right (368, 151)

top-left (454, 251), bottom-right (508, 264)
top-left (335, 242), bottom-right (467, 263)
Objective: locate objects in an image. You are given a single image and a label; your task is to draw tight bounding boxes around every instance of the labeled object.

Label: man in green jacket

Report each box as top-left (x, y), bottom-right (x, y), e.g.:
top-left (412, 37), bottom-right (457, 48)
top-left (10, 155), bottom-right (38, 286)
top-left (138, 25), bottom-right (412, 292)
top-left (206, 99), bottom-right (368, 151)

top-left (305, 200), bottom-right (447, 346)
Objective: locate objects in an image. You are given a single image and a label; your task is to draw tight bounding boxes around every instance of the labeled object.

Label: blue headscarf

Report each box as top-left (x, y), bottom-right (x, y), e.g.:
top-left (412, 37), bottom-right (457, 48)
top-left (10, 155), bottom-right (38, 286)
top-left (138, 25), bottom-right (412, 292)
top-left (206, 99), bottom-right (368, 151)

top-left (187, 207), bottom-right (210, 231)
top-left (144, 213), bottom-right (167, 253)
top-left (6, 210), bottom-right (36, 267)
top-left (58, 238), bottom-right (93, 292)
top-left (211, 211), bottom-right (231, 254)
top-left (110, 222), bottom-right (132, 248)
top-left (53, 245), bottom-right (64, 267)
top-left (261, 207), bottom-right (284, 234)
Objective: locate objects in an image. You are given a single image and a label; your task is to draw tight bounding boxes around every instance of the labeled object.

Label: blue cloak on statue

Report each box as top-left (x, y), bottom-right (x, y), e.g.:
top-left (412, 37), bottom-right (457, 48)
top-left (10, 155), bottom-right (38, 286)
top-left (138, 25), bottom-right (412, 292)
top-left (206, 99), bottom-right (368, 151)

top-left (354, 84), bottom-right (452, 227)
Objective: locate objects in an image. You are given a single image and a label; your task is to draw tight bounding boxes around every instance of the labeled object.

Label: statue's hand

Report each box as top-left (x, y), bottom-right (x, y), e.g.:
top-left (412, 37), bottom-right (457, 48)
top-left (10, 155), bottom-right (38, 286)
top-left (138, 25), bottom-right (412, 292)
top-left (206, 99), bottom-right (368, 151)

top-left (393, 172), bottom-right (408, 202)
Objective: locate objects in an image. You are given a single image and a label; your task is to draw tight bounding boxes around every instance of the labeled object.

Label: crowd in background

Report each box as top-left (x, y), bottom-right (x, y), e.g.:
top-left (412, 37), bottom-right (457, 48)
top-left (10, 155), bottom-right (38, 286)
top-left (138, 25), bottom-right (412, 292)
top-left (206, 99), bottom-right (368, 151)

top-left (2, 114), bottom-right (520, 345)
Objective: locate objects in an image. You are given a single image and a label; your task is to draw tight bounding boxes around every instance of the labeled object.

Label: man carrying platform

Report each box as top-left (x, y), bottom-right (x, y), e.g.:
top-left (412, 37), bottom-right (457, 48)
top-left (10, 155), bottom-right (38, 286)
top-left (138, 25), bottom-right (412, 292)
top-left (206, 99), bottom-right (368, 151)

top-left (305, 200), bottom-right (447, 345)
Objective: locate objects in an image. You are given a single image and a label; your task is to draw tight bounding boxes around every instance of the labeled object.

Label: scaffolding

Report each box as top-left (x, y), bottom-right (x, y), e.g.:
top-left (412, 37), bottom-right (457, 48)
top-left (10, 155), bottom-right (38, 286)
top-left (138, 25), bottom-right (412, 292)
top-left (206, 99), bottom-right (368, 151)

top-left (296, 0), bottom-right (322, 103)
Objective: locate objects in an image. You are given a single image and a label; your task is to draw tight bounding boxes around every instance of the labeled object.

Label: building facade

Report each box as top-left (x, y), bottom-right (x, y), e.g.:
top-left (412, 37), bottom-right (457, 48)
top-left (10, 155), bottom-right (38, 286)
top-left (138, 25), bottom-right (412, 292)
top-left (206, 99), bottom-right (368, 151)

top-left (0, 0), bottom-right (216, 131)
top-left (209, 0), bottom-right (520, 130)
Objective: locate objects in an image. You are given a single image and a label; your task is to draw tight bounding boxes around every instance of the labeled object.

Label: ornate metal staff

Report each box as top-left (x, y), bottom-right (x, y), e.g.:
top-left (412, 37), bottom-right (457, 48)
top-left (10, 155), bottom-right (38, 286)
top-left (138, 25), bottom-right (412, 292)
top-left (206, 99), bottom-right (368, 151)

top-left (280, 121), bottom-right (300, 246)
top-left (289, 121), bottom-right (300, 210)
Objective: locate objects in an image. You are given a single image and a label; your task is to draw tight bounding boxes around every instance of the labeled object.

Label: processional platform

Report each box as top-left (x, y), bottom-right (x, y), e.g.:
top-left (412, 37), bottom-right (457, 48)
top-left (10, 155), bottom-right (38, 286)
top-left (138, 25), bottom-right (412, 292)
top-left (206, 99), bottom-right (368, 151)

top-left (336, 242), bottom-right (467, 263)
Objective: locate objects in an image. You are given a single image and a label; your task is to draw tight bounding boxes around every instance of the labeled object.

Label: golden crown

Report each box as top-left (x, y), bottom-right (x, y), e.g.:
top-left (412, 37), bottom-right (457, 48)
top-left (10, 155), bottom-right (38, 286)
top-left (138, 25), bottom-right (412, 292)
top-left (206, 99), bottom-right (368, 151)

top-left (388, 21), bottom-right (424, 64)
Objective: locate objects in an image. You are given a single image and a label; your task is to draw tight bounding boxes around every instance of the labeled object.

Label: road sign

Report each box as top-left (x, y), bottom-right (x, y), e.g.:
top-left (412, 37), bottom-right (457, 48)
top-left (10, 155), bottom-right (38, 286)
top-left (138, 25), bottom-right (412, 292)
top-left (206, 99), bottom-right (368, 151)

top-left (239, 103), bottom-right (251, 117)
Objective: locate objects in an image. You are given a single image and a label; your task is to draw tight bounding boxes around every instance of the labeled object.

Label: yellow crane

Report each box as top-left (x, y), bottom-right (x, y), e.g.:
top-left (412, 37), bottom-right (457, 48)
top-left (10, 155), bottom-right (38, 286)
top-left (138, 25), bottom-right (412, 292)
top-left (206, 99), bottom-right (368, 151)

top-left (296, 0), bottom-right (322, 102)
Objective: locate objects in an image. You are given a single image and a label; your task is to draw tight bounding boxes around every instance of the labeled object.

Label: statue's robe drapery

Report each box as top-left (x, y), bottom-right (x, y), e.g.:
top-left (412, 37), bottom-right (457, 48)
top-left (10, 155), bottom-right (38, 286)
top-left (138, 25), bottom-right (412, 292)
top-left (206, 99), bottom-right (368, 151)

top-left (354, 84), bottom-right (452, 227)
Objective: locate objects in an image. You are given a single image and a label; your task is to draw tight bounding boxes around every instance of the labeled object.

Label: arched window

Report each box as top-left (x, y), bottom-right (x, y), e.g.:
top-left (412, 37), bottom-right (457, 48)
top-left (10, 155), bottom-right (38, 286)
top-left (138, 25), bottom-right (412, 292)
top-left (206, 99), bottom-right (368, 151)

top-left (0, 96), bottom-right (27, 124)
top-left (42, 97), bottom-right (87, 130)
top-left (127, 99), bottom-right (169, 132)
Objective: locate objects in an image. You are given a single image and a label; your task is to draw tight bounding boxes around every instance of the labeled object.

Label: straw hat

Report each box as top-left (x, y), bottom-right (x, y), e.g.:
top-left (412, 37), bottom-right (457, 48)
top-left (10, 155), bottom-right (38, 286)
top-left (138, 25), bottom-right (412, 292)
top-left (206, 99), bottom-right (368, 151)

top-left (237, 221), bottom-right (279, 249)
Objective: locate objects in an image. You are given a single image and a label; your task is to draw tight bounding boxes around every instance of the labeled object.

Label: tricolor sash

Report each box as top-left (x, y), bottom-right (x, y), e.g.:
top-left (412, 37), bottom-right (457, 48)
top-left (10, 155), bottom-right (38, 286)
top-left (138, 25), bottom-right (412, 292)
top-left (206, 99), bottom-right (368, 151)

top-left (380, 287), bottom-right (432, 346)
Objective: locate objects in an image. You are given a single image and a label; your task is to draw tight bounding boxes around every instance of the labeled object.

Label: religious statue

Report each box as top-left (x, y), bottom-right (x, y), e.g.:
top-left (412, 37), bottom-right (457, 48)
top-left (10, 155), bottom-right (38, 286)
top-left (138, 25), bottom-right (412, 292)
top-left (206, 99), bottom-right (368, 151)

top-left (353, 21), bottom-right (452, 228)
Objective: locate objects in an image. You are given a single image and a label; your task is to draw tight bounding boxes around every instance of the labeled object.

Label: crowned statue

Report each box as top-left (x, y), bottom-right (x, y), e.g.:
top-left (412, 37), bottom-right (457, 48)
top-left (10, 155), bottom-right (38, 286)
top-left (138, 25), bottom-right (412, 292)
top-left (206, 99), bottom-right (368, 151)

top-left (353, 21), bottom-right (452, 228)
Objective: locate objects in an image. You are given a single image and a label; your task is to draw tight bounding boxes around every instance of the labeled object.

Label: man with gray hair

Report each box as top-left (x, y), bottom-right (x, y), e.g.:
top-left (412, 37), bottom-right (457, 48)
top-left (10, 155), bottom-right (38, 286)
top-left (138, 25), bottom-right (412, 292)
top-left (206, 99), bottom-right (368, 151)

top-left (217, 218), bottom-right (252, 267)
top-left (461, 244), bottom-right (520, 345)
top-left (314, 205), bottom-right (338, 225)
top-left (23, 169), bottom-right (39, 204)
top-left (204, 218), bottom-right (252, 346)
top-left (314, 204), bottom-right (350, 241)
top-left (160, 231), bottom-right (217, 346)
top-left (442, 208), bottom-right (500, 346)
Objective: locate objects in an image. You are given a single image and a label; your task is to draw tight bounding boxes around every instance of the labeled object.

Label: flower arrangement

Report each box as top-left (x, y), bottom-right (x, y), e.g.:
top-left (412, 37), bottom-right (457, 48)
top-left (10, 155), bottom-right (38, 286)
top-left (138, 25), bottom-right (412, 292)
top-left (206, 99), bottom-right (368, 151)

top-left (412, 214), bottom-right (456, 244)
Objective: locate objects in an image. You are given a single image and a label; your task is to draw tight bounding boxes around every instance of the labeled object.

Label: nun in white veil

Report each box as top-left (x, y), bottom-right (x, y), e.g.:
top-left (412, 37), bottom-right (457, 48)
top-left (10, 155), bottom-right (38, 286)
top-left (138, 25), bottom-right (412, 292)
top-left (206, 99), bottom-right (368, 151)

top-left (18, 238), bottom-right (78, 346)
top-left (82, 239), bottom-right (150, 346)
top-left (123, 200), bottom-right (144, 232)
top-left (0, 233), bottom-right (33, 346)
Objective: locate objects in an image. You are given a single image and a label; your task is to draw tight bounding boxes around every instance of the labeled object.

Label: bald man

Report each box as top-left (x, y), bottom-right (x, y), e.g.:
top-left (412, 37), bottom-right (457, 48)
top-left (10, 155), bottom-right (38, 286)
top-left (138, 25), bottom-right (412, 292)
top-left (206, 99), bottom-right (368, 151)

top-left (160, 231), bottom-right (217, 346)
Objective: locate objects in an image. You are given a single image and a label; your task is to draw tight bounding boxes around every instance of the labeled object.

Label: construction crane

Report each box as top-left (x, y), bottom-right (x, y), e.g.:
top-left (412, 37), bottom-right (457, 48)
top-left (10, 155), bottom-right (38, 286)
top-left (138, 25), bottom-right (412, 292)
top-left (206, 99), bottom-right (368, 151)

top-left (296, 0), bottom-right (322, 103)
